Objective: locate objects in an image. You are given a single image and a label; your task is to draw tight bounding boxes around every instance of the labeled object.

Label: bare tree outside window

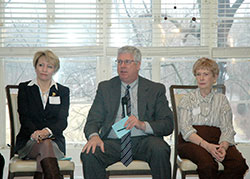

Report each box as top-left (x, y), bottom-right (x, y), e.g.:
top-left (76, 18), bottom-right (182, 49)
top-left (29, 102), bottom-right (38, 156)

top-left (2, 0), bottom-right (250, 143)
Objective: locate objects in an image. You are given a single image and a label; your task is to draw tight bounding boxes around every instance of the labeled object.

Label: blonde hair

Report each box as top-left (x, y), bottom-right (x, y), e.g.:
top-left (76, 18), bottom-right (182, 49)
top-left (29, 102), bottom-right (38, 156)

top-left (33, 50), bottom-right (60, 73)
top-left (193, 57), bottom-right (219, 77)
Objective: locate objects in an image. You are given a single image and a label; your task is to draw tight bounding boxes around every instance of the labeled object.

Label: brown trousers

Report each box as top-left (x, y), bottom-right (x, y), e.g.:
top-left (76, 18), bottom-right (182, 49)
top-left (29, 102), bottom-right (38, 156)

top-left (178, 126), bottom-right (249, 179)
top-left (27, 139), bottom-right (57, 172)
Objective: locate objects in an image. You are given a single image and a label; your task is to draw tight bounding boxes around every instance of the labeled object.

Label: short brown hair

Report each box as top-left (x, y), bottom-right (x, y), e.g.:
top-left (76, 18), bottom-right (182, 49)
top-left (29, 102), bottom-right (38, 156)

top-left (193, 57), bottom-right (219, 77)
top-left (33, 50), bottom-right (60, 73)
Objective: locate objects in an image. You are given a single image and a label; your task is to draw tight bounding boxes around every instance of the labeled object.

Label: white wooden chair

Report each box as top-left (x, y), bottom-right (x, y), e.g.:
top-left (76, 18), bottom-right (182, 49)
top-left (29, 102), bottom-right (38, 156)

top-left (5, 85), bottom-right (75, 179)
top-left (169, 84), bottom-right (225, 179)
top-left (106, 160), bottom-right (151, 177)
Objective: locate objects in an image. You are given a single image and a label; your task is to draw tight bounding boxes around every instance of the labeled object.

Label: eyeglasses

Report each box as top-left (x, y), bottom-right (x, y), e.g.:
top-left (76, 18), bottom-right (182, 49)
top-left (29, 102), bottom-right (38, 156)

top-left (115, 59), bottom-right (136, 65)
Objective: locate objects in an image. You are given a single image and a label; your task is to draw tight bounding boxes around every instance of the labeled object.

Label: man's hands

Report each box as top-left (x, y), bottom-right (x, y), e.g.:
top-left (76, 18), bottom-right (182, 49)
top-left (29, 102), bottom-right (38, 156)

top-left (82, 115), bottom-right (145, 154)
top-left (82, 135), bottom-right (104, 154)
top-left (124, 115), bottom-right (146, 131)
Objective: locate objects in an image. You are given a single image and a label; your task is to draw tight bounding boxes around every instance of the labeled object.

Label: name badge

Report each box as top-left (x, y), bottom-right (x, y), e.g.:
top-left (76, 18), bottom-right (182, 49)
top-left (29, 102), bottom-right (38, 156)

top-left (192, 107), bottom-right (200, 116)
top-left (49, 96), bottom-right (61, 104)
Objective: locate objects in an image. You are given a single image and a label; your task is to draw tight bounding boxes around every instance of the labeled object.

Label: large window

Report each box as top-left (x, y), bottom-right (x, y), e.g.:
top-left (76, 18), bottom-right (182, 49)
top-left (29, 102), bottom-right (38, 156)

top-left (1, 0), bottom-right (250, 145)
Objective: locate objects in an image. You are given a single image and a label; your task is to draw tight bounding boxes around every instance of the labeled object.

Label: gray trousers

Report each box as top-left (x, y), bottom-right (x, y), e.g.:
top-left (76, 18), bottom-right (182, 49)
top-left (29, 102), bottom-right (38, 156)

top-left (80, 135), bottom-right (171, 179)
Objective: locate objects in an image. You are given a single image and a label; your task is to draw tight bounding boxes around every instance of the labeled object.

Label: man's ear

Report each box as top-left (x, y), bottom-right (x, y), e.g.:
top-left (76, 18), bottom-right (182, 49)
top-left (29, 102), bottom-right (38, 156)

top-left (136, 61), bottom-right (141, 71)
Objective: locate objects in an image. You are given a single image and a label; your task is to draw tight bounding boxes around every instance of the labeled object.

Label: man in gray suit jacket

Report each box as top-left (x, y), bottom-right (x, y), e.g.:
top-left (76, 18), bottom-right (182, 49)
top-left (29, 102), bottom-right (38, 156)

top-left (81, 46), bottom-right (173, 179)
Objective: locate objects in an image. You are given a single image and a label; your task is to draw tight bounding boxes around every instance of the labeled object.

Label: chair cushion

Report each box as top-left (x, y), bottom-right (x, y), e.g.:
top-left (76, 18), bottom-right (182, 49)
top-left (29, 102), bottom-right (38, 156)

top-left (9, 156), bottom-right (74, 172)
top-left (177, 156), bottom-right (224, 171)
top-left (106, 160), bottom-right (150, 171)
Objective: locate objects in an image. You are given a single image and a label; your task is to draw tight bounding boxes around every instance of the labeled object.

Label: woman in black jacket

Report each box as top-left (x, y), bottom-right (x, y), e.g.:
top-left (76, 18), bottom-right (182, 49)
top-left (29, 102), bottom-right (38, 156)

top-left (16, 50), bottom-right (70, 179)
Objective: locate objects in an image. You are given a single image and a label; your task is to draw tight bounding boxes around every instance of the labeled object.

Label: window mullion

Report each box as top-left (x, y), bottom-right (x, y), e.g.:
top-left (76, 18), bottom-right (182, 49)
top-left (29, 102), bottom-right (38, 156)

top-left (152, 0), bottom-right (161, 82)
top-left (201, 0), bottom-right (218, 56)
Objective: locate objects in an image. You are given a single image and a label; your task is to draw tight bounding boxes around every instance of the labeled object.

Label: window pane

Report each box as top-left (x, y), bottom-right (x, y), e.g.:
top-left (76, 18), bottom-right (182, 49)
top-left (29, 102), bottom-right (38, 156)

top-left (223, 59), bottom-right (250, 142)
top-left (2, 0), bottom-right (100, 47)
top-left (218, 0), bottom-right (250, 47)
top-left (110, 0), bottom-right (201, 47)
top-left (61, 58), bottom-right (97, 142)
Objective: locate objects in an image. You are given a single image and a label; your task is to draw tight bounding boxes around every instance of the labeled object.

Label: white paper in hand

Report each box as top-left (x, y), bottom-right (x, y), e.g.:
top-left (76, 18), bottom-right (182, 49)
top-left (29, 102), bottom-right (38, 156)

top-left (112, 116), bottom-right (130, 138)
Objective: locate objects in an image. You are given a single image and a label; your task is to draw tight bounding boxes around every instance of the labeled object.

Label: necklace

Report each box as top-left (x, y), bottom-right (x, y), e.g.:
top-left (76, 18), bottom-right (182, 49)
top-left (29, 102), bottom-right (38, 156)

top-left (199, 101), bottom-right (212, 118)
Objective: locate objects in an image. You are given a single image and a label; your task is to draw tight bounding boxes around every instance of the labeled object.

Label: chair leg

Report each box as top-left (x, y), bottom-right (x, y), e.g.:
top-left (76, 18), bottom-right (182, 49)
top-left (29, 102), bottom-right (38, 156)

top-left (172, 164), bottom-right (177, 179)
top-left (106, 172), bottom-right (110, 179)
top-left (34, 172), bottom-right (43, 179)
top-left (181, 171), bottom-right (185, 179)
top-left (70, 171), bottom-right (74, 179)
top-left (8, 172), bottom-right (14, 179)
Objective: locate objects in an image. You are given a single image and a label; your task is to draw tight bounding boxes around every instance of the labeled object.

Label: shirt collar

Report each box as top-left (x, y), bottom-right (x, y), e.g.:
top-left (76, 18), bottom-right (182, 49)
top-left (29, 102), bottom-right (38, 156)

top-left (196, 88), bottom-right (215, 103)
top-left (121, 78), bottom-right (138, 89)
top-left (28, 78), bottom-right (58, 90)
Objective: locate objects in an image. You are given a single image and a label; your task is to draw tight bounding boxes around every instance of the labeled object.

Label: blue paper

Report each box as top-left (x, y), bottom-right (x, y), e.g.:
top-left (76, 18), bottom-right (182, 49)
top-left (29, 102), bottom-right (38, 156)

top-left (112, 116), bottom-right (130, 138)
top-left (60, 157), bottom-right (72, 161)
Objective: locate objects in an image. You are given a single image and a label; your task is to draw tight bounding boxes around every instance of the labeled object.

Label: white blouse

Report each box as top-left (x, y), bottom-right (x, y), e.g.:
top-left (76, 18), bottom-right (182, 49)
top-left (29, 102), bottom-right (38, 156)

top-left (28, 78), bottom-right (58, 109)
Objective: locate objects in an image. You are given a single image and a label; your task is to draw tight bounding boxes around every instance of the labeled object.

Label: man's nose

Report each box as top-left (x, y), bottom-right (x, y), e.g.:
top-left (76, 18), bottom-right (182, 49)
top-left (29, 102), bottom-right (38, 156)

top-left (120, 61), bottom-right (127, 67)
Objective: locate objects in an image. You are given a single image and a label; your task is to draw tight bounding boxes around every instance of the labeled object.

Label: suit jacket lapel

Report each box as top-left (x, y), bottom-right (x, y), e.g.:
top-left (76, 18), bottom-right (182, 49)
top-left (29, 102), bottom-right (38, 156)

top-left (138, 77), bottom-right (149, 120)
top-left (110, 78), bottom-right (121, 122)
top-left (30, 85), bottom-right (44, 112)
top-left (45, 85), bottom-right (58, 111)
top-left (101, 77), bottom-right (121, 138)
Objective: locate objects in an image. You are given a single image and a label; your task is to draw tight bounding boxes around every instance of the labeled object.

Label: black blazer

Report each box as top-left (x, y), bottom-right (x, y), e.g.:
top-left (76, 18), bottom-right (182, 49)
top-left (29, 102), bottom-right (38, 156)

top-left (16, 80), bottom-right (70, 155)
top-left (84, 76), bottom-right (173, 139)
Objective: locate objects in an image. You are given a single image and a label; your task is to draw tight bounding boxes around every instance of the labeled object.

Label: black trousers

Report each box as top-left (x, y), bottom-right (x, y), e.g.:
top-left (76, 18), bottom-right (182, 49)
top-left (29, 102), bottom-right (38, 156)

top-left (178, 125), bottom-right (249, 179)
top-left (80, 135), bottom-right (171, 179)
top-left (0, 153), bottom-right (4, 179)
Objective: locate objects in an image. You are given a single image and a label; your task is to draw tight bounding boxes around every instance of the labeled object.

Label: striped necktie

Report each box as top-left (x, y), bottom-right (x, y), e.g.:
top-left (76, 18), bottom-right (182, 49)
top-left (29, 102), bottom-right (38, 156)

top-left (121, 85), bottom-right (133, 166)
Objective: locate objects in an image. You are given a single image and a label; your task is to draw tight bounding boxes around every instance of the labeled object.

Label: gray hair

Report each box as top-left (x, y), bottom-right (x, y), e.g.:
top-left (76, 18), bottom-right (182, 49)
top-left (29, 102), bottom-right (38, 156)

top-left (117, 46), bottom-right (141, 63)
